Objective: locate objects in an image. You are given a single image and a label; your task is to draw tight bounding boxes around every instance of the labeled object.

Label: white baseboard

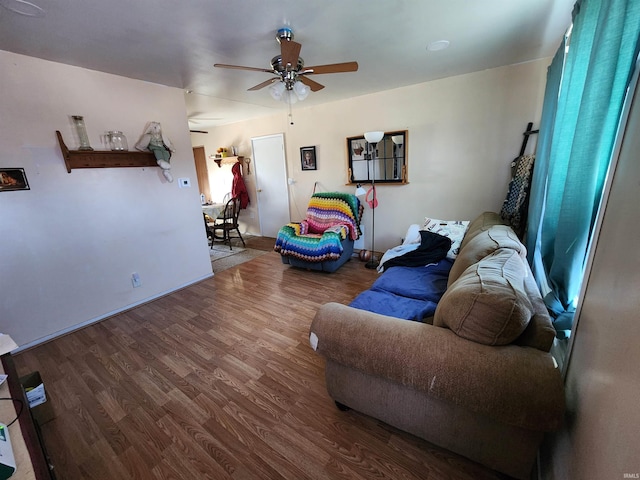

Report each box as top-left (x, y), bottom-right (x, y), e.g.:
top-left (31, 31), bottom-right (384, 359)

top-left (14, 272), bottom-right (214, 353)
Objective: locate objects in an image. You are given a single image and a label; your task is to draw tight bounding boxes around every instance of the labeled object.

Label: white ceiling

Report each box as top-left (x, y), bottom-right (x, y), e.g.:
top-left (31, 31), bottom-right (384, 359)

top-left (0, 0), bottom-right (574, 129)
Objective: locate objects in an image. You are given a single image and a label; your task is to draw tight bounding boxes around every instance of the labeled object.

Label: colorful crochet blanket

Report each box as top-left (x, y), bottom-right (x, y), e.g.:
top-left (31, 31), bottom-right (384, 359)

top-left (274, 192), bottom-right (363, 263)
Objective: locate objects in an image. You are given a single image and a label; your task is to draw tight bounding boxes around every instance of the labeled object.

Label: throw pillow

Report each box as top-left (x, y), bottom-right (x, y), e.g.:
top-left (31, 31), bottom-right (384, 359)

top-left (434, 248), bottom-right (533, 346)
top-left (402, 224), bottom-right (422, 245)
top-left (422, 218), bottom-right (470, 260)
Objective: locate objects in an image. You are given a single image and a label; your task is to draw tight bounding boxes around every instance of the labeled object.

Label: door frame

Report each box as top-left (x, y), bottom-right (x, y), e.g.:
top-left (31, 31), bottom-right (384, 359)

top-left (251, 133), bottom-right (289, 237)
top-left (192, 146), bottom-right (210, 203)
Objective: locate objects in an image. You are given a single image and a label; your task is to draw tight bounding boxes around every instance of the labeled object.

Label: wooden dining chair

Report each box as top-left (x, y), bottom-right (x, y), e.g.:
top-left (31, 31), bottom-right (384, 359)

top-left (216, 192), bottom-right (233, 221)
top-left (203, 212), bottom-right (215, 248)
top-left (212, 197), bottom-right (245, 250)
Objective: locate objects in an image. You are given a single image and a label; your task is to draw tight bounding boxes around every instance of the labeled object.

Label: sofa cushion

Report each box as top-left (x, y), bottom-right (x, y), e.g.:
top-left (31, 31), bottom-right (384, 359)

top-left (458, 211), bottom-right (507, 251)
top-left (448, 225), bottom-right (525, 287)
top-left (434, 248), bottom-right (534, 346)
top-left (512, 272), bottom-right (557, 351)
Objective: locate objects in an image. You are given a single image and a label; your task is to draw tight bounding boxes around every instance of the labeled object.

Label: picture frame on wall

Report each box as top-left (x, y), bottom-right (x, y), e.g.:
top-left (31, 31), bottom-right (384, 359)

top-left (300, 146), bottom-right (317, 171)
top-left (0, 168), bottom-right (30, 192)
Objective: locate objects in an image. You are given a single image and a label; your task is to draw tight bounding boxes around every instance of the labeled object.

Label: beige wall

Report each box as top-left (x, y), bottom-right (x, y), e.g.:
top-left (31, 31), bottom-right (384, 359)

top-left (5, 44), bottom-right (637, 476)
top-left (0, 50), bottom-right (212, 347)
top-left (0, 51), bottom-right (550, 348)
top-left (541, 69), bottom-right (640, 479)
top-left (193, 58), bottom-right (549, 251)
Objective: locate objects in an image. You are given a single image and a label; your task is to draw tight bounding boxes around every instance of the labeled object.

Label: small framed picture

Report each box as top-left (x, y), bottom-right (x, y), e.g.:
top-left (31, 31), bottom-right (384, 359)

top-left (300, 146), bottom-right (317, 171)
top-left (0, 168), bottom-right (30, 192)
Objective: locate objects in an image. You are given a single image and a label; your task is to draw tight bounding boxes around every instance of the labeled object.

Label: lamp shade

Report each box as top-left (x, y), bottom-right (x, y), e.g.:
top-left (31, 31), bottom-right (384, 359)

top-left (269, 82), bottom-right (286, 101)
top-left (284, 89), bottom-right (298, 104)
top-left (355, 184), bottom-right (367, 197)
top-left (293, 80), bottom-right (310, 101)
top-left (364, 131), bottom-right (384, 143)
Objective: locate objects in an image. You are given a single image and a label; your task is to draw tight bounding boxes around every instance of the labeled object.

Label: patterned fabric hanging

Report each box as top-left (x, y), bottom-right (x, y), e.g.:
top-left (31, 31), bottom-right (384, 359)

top-left (500, 154), bottom-right (535, 239)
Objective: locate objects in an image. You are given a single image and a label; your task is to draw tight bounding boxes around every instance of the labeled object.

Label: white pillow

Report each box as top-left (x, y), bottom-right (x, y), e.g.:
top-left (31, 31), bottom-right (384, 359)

top-left (422, 218), bottom-right (470, 259)
top-left (402, 224), bottom-right (422, 245)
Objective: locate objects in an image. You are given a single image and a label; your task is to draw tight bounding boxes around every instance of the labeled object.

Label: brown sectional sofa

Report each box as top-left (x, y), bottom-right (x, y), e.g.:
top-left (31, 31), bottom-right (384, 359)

top-left (309, 212), bottom-right (565, 480)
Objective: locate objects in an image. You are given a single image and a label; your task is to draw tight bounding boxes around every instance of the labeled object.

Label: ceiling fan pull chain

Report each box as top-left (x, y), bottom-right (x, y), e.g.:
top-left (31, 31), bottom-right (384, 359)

top-left (288, 100), bottom-right (294, 125)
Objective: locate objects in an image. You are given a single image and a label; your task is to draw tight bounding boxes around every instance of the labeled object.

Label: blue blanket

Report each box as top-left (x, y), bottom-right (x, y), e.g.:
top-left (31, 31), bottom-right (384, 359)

top-left (349, 259), bottom-right (453, 322)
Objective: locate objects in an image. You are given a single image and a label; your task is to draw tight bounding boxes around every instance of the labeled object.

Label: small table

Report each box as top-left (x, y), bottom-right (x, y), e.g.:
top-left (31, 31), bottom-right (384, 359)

top-left (202, 203), bottom-right (224, 221)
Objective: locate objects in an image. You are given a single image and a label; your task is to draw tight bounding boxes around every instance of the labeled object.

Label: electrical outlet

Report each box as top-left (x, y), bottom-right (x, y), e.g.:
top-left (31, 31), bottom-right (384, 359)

top-left (178, 178), bottom-right (191, 188)
top-left (131, 272), bottom-right (141, 288)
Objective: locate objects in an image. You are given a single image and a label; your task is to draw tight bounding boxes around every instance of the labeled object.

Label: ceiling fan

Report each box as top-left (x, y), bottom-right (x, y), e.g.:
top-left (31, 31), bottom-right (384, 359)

top-left (214, 27), bottom-right (358, 103)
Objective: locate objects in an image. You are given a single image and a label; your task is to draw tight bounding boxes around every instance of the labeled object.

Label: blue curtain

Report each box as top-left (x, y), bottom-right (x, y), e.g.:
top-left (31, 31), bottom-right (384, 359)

top-left (526, 41), bottom-right (566, 279)
top-left (526, 0), bottom-right (640, 335)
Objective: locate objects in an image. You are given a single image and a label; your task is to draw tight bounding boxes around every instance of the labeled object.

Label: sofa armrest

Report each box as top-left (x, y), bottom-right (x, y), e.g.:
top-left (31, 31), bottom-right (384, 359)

top-left (310, 302), bottom-right (565, 431)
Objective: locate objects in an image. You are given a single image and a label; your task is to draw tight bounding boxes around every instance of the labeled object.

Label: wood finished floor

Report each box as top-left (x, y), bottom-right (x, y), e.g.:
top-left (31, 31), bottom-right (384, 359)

top-left (15, 242), bottom-right (510, 480)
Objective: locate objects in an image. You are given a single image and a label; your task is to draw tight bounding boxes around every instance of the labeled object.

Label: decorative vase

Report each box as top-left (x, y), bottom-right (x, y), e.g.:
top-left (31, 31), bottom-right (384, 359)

top-left (72, 115), bottom-right (93, 151)
top-left (106, 131), bottom-right (128, 151)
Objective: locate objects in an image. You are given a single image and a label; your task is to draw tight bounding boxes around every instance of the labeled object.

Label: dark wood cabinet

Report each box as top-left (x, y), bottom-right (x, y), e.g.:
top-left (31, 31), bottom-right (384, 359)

top-left (1, 354), bottom-right (54, 479)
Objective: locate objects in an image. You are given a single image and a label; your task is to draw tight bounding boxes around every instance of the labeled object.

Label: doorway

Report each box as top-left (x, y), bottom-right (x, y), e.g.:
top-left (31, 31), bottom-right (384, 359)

top-left (192, 146), bottom-right (210, 203)
top-left (251, 134), bottom-right (290, 237)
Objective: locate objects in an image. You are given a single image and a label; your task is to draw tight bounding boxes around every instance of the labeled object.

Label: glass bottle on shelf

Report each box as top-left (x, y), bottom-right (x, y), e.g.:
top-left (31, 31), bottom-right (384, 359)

top-left (106, 131), bottom-right (128, 151)
top-left (72, 115), bottom-right (93, 151)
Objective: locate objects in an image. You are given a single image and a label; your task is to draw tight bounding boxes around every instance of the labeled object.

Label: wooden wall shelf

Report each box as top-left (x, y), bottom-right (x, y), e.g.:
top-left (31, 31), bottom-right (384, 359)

top-left (56, 131), bottom-right (157, 173)
top-left (213, 155), bottom-right (244, 168)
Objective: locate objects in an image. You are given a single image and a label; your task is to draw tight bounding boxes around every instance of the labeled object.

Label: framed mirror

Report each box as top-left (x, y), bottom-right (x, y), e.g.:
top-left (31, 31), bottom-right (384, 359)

top-left (347, 130), bottom-right (408, 184)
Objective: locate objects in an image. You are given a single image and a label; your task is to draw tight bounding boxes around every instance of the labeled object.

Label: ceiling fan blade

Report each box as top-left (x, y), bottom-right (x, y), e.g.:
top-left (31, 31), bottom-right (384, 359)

top-left (248, 78), bottom-right (279, 91)
top-left (299, 76), bottom-right (325, 92)
top-left (280, 40), bottom-right (302, 68)
top-left (303, 61), bottom-right (359, 74)
top-left (214, 63), bottom-right (273, 73)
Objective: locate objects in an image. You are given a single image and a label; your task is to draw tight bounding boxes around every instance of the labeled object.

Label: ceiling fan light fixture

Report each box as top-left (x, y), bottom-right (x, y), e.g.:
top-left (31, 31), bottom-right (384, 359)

top-left (269, 79), bottom-right (310, 103)
top-left (284, 89), bottom-right (298, 105)
top-left (293, 80), bottom-right (310, 101)
top-left (269, 81), bottom-right (286, 101)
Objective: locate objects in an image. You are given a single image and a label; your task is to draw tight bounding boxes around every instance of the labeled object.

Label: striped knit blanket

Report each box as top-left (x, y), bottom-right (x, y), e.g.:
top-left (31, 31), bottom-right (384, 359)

top-left (274, 193), bottom-right (363, 262)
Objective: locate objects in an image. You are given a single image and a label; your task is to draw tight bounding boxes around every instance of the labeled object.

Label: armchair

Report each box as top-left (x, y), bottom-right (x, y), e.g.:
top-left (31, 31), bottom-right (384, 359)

top-left (274, 192), bottom-right (363, 272)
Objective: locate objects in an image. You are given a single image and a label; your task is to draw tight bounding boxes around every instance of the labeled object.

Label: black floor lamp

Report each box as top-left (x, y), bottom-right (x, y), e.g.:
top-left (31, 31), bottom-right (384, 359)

top-left (363, 131), bottom-right (384, 269)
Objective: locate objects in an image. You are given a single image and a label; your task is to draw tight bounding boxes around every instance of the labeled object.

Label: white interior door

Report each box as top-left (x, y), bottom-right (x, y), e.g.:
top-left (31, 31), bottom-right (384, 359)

top-left (251, 134), bottom-right (290, 237)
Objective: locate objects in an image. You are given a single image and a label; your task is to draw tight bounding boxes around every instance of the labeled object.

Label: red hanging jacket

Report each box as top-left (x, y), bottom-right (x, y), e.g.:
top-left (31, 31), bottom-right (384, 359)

top-left (231, 162), bottom-right (250, 209)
